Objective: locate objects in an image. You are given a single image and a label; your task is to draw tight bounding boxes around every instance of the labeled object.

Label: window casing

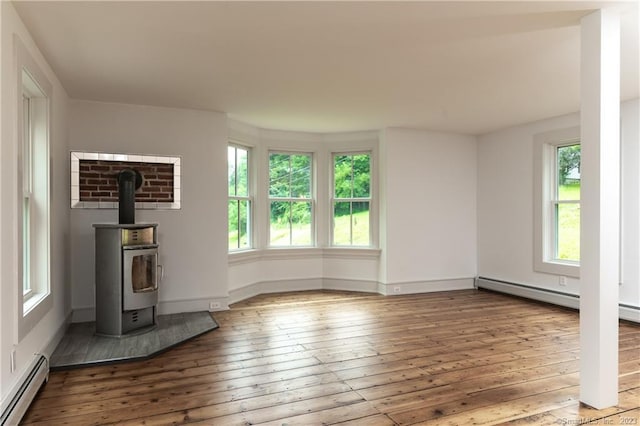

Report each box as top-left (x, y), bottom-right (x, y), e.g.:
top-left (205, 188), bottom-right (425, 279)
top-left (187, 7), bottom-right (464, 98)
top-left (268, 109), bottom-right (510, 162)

top-left (16, 35), bottom-right (53, 340)
top-left (228, 145), bottom-right (252, 251)
top-left (268, 152), bottom-right (313, 246)
top-left (332, 152), bottom-right (372, 246)
top-left (533, 127), bottom-right (581, 277)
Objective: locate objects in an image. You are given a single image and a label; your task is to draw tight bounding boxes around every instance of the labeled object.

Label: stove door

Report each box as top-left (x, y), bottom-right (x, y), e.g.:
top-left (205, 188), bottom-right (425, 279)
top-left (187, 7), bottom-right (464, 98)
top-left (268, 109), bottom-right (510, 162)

top-left (123, 247), bottom-right (158, 311)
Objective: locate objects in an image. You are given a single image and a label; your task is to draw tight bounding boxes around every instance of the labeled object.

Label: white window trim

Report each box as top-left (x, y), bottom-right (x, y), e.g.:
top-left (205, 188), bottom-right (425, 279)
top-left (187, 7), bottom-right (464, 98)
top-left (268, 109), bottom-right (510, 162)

top-left (267, 150), bottom-right (315, 247)
top-left (228, 143), bottom-right (253, 252)
top-left (330, 151), bottom-right (374, 247)
top-left (15, 35), bottom-right (53, 341)
top-left (533, 126), bottom-right (581, 278)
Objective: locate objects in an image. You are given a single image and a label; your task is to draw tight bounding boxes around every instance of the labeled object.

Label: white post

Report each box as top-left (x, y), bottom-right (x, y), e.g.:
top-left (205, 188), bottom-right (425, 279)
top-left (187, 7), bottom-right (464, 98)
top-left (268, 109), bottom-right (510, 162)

top-left (579, 9), bottom-right (620, 409)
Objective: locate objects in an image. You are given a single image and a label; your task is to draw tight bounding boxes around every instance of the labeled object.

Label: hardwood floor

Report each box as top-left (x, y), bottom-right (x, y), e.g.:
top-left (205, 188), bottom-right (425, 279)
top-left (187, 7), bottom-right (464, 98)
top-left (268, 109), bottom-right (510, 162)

top-left (22, 289), bottom-right (640, 425)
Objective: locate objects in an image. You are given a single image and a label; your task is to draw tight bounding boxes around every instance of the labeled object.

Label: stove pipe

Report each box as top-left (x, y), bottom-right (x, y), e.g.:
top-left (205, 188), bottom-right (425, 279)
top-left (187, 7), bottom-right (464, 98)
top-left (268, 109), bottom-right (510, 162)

top-left (117, 168), bottom-right (143, 224)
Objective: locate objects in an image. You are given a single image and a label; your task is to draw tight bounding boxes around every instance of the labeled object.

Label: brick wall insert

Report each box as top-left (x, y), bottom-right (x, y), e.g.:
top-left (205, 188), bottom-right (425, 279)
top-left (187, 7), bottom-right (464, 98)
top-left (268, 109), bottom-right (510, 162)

top-left (71, 152), bottom-right (181, 210)
top-left (79, 160), bottom-right (174, 202)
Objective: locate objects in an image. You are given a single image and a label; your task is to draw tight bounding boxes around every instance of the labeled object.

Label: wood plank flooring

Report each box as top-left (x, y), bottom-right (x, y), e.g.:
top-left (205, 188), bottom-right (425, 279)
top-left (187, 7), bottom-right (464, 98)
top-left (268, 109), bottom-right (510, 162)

top-left (22, 289), bottom-right (640, 425)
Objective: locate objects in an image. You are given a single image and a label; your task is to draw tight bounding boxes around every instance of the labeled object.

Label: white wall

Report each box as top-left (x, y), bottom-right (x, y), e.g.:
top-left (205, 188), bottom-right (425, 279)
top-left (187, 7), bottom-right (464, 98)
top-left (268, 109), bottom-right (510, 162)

top-left (68, 100), bottom-right (228, 320)
top-left (380, 128), bottom-right (478, 291)
top-left (478, 98), bottom-right (640, 308)
top-left (0, 1), bottom-right (70, 408)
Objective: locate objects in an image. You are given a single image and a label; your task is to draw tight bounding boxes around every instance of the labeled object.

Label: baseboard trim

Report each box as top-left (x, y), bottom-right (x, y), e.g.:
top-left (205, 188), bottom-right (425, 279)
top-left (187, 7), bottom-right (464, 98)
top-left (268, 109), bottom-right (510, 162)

top-left (73, 277), bottom-right (476, 314)
top-left (229, 277), bottom-right (382, 305)
top-left (476, 277), bottom-right (579, 309)
top-left (158, 297), bottom-right (229, 315)
top-left (476, 276), bottom-right (640, 323)
top-left (379, 277), bottom-right (475, 296)
top-left (228, 278), bottom-right (323, 305)
top-left (0, 355), bottom-right (48, 426)
top-left (72, 297), bottom-right (231, 323)
top-left (43, 311), bottom-right (73, 358)
top-left (79, 275), bottom-right (618, 322)
top-left (322, 278), bottom-right (379, 293)
top-left (619, 304), bottom-right (640, 323)
top-left (228, 277), bottom-right (474, 304)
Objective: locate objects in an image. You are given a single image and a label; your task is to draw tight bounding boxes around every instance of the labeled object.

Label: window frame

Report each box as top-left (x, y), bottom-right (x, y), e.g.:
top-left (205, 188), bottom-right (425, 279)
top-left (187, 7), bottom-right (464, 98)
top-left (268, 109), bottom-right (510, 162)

top-left (15, 35), bottom-right (54, 340)
top-left (551, 143), bottom-right (581, 263)
top-left (228, 143), bottom-right (253, 252)
top-left (533, 126), bottom-right (581, 278)
top-left (331, 151), bottom-right (373, 247)
top-left (267, 150), bottom-right (315, 247)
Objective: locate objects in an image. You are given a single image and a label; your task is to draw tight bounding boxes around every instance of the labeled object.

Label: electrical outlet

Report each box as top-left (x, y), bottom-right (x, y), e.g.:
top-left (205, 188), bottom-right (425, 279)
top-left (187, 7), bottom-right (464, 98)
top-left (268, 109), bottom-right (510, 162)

top-left (209, 301), bottom-right (221, 310)
top-left (393, 286), bottom-right (401, 293)
top-left (10, 349), bottom-right (16, 372)
top-left (559, 276), bottom-right (567, 286)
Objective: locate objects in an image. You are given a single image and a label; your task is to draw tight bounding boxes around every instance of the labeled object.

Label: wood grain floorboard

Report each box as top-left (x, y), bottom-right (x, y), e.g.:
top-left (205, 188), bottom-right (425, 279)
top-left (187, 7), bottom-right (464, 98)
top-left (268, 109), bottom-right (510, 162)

top-left (22, 289), bottom-right (640, 425)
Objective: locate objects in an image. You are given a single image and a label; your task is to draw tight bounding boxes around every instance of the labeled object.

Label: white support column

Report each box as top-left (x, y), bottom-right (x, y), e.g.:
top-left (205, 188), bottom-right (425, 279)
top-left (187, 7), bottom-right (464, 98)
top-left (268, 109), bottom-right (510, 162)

top-left (579, 9), bottom-right (620, 409)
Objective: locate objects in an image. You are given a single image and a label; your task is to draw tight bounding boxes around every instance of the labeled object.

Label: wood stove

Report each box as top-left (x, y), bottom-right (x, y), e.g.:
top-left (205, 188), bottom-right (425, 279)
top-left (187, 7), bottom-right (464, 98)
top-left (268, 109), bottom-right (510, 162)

top-left (94, 223), bottom-right (159, 336)
top-left (93, 169), bottom-right (158, 337)
top-left (93, 167), bottom-right (159, 337)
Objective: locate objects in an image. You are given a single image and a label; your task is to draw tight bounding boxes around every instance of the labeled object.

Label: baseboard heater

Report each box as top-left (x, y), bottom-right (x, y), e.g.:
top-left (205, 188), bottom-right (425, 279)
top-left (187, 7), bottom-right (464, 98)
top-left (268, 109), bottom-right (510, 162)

top-left (476, 276), bottom-right (640, 323)
top-left (1, 355), bottom-right (48, 426)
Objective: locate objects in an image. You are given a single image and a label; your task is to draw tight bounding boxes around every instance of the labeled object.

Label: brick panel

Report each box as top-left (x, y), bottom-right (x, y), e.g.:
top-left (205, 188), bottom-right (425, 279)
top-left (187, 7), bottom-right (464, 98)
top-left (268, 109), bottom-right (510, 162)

top-left (79, 160), bottom-right (174, 203)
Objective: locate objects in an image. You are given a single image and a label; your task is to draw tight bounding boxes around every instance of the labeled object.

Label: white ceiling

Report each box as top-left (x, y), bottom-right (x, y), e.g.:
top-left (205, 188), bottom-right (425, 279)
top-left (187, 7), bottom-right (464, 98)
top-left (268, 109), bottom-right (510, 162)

top-left (13, 1), bottom-right (640, 135)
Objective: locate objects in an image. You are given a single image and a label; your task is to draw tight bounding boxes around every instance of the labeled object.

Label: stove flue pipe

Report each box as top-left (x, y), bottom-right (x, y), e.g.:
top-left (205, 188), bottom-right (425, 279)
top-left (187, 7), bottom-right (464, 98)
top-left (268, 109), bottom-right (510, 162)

top-left (117, 168), bottom-right (143, 224)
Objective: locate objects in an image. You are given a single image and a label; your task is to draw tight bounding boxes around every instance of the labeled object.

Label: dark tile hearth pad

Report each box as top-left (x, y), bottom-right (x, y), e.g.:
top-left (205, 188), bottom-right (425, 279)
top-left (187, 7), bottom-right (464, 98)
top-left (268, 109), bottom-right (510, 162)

top-left (50, 312), bottom-right (218, 370)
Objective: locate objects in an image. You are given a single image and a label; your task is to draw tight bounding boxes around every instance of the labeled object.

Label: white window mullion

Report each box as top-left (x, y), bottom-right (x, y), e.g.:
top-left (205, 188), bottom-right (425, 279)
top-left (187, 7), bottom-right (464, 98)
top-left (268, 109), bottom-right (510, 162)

top-left (349, 200), bottom-right (354, 244)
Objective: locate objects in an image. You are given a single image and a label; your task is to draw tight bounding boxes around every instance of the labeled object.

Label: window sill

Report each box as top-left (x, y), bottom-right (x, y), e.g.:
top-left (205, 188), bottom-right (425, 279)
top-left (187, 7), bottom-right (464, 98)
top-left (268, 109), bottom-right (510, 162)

top-left (534, 259), bottom-right (580, 278)
top-left (228, 249), bottom-right (262, 265)
top-left (229, 247), bottom-right (381, 265)
top-left (23, 291), bottom-right (48, 316)
top-left (322, 247), bottom-right (382, 260)
top-left (19, 291), bottom-right (52, 341)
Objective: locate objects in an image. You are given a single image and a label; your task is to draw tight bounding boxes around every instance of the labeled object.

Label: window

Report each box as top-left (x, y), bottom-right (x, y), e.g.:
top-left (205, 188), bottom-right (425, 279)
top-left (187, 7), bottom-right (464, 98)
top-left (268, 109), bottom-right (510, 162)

top-left (16, 35), bottom-right (53, 340)
top-left (268, 152), bottom-right (313, 246)
top-left (21, 70), bottom-right (50, 307)
top-left (228, 145), bottom-right (251, 250)
top-left (553, 144), bottom-right (581, 262)
top-left (332, 153), bottom-right (371, 246)
top-left (533, 127), bottom-right (580, 277)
